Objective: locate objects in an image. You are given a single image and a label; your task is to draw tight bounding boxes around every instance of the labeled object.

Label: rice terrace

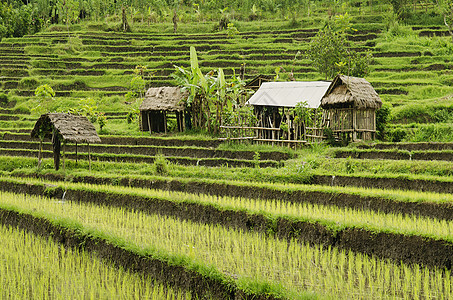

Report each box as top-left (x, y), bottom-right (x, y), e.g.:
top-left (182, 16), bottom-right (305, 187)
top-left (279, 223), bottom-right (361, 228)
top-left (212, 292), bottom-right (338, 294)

top-left (1, 0), bottom-right (453, 299)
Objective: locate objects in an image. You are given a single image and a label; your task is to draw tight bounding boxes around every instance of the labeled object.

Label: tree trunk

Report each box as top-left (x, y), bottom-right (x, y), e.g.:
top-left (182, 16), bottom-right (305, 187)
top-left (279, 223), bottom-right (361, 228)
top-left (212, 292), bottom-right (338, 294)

top-left (445, 16), bottom-right (453, 43)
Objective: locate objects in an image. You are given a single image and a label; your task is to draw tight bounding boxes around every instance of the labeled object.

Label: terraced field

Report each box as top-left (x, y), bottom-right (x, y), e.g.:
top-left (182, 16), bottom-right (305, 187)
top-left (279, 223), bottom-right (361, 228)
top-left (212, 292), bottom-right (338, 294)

top-left (1, 9), bottom-right (452, 131)
top-left (1, 143), bottom-right (453, 298)
top-left (0, 127), bottom-right (452, 298)
top-left (1, 1), bottom-right (453, 299)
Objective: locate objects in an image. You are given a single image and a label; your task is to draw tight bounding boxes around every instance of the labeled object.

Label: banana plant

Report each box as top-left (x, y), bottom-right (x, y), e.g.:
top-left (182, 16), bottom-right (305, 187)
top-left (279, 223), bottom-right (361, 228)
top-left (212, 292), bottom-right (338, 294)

top-left (172, 46), bottom-right (252, 134)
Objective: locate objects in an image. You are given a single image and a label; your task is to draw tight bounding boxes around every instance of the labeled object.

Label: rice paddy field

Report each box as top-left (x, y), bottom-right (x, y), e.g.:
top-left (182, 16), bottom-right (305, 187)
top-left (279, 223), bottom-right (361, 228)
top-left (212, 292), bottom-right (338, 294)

top-left (1, 0), bottom-right (453, 299)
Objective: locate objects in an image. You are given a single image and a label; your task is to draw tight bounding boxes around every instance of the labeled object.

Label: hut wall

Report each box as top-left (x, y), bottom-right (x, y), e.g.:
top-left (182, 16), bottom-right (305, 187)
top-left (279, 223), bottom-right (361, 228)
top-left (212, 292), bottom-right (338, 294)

top-left (356, 108), bottom-right (376, 140)
top-left (140, 110), bottom-right (184, 133)
top-left (326, 108), bottom-right (354, 132)
top-left (325, 108), bottom-right (377, 141)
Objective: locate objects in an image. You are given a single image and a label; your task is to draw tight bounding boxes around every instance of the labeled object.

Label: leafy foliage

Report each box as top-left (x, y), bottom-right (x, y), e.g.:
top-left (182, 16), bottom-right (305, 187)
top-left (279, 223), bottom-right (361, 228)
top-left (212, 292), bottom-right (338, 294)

top-left (376, 103), bottom-right (392, 140)
top-left (0, 1), bottom-right (42, 40)
top-left (306, 15), bottom-right (372, 80)
top-left (172, 46), bottom-right (250, 134)
top-left (437, 0), bottom-right (453, 42)
top-left (33, 84), bottom-right (55, 115)
top-left (34, 84), bottom-right (55, 99)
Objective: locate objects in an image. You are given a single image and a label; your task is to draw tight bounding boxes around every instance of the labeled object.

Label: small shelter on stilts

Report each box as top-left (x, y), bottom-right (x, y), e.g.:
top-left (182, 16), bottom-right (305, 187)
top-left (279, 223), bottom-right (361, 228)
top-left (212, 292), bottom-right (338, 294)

top-left (139, 87), bottom-right (188, 134)
top-left (321, 75), bottom-right (382, 142)
top-left (245, 81), bottom-right (331, 144)
top-left (30, 113), bottom-right (101, 171)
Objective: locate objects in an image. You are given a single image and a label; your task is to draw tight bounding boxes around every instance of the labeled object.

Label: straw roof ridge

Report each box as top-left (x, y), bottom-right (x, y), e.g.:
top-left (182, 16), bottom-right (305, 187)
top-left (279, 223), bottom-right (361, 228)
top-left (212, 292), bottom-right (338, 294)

top-left (140, 86), bottom-right (188, 112)
top-left (321, 75), bottom-right (382, 109)
top-left (31, 113), bottom-right (101, 144)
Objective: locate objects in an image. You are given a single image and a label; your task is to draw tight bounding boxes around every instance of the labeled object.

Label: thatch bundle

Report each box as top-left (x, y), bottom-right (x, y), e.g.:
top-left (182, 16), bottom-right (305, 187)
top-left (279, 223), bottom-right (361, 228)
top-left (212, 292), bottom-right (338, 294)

top-left (140, 87), bottom-right (188, 112)
top-left (321, 75), bottom-right (382, 110)
top-left (31, 113), bottom-right (101, 144)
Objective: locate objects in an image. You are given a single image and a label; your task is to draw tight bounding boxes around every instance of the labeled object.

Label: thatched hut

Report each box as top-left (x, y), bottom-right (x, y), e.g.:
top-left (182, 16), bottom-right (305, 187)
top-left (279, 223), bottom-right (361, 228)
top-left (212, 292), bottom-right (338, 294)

top-left (31, 113), bottom-right (101, 170)
top-left (139, 87), bottom-right (188, 134)
top-left (321, 75), bottom-right (382, 141)
top-left (245, 74), bottom-right (272, 91)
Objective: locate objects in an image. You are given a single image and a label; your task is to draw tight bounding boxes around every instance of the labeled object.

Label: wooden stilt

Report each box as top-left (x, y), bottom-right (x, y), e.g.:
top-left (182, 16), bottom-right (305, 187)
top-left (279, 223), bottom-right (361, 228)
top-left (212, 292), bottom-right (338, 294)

top-left (37, 140), bottom-right (42, 169)
top-left (88, 143), bottom-right (91, 172)
top-left (147, 112), bottom-right (152, 135)
top-left (63, 143), bottom-right (66, 172)
top-left (75, 142), bottom-right (78, 164)
top-left (164, 111), bottom-right (167, 134)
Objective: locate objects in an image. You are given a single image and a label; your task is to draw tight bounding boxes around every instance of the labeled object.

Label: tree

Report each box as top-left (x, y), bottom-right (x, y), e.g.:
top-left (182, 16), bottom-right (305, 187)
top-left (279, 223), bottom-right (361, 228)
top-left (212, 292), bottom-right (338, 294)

top-left (437, 0), bottom-right (453, 43)
top-left (306, 15), bottom-right (372, 80)
top-left (387, 0), bottom-right (408, 19)
top-left (33, 84), bottom-right (55, 115)
top-left (57, 0), bottom-right (79, 36)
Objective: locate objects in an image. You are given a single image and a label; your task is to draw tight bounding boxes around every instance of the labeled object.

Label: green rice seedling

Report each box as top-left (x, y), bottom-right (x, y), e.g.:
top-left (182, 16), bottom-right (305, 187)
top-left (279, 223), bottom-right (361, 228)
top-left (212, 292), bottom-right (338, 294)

top-left (0, 223), bottom-right (194, 299)
top-left (51, 178), bottom-right (453, 241)
top-left (0, 190), bottom-right (452, 299)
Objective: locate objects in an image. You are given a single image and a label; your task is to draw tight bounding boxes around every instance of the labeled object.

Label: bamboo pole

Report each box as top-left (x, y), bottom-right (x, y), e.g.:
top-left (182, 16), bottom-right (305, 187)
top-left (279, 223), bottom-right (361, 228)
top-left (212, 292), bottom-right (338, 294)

top-left (147, 111), bottom-right (152, 135)
top-left (63, 143), bottom-right (66, 172)
top-left (88, 143), bottom-right (91, 172)
top-left (164, 111), bottom-right (167, 134)
top-left (37, 140), bottom-right (42, 169)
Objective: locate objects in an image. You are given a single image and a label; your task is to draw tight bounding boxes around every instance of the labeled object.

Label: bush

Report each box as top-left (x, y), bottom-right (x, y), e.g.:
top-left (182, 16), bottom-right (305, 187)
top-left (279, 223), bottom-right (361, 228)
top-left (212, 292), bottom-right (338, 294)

top-left (0, 93), bottom-right (8, 107)
top-left (19, 77), bottom-right (39, 89)
top-left (376, 103), bottom-right (392, 140)
top-left (14, 104), bottom-right (30, 114)
top-left (409, 124), bottom-right (453, 142)
top-left (387, 127), bottom-right (407, 142)
top-left (153, 154), bottom-right (169, 176)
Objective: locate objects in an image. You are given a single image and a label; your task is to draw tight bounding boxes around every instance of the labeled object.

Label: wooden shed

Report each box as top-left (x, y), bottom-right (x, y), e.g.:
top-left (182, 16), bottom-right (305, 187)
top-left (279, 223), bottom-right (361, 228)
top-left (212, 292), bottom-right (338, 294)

top-left (139, 87), bottom-right (188, 134)
top-left (31, 113), bottom-right (101, 171)
top-left (245, 81), bottom-right (331, 143)
top-left (321, 75), bottom-right (382, 141)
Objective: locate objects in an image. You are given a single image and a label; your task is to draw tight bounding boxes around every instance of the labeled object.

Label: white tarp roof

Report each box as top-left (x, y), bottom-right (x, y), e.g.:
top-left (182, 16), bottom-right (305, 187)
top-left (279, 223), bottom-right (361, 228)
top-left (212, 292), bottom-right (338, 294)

top-left (246, 81), bottom-right (332, 108)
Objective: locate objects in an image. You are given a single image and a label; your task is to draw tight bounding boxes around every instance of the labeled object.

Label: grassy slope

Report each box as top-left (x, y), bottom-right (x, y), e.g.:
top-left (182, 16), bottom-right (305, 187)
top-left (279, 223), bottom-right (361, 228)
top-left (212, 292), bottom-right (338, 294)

top-left (0, 0), bottom-right (452, 140)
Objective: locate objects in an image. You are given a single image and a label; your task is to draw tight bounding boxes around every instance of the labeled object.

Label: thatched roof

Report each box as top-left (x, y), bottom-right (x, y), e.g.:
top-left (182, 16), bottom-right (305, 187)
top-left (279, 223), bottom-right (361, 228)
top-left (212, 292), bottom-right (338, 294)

top-left (140, 87), bottom-right (188, 112)
top-left (245, 74), bottom-right (272, 91)
top-left (246, 81), bottom-right (331, 108)
top-left (31, 113), bottom-right (101, 144)
top-left (321, 75), bottom-right (382, 109)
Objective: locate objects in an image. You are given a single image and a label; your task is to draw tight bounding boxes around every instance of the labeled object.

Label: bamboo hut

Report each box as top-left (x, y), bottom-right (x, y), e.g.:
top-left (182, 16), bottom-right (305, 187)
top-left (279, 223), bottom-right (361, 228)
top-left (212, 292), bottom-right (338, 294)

top-left (245, 81), bottom-right (331, 143)
top-left (321, 75), bottom-right (382, 142)
top-left (31, 113), bottom-right (101, 171)
top-left (139, 87), bottom-right (188, 134)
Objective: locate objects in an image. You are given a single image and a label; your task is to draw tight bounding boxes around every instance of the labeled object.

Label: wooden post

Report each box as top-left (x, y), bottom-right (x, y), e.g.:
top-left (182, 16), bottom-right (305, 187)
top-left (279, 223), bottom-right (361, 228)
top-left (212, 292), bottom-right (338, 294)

top-left (147, 111), bottom-right (152, 135)
top-left (37, 139), bottom-right (43, 169)
top-left (176, 112), bottom-right (181, 132)
top-left (352, 109), bottom-right (357, 142)
top-left (88, 143), bottom-right (91, 172)
top-left (63, 142), bottom-right (66, 172)
top-left (52, 129), bottom-right (61, 171)
top-left (286, 110), bottom-right (290, 148)
top-left (164, 111), bottom-right (167, 134)
top-left (75, 142), bottom-right (78, 164)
